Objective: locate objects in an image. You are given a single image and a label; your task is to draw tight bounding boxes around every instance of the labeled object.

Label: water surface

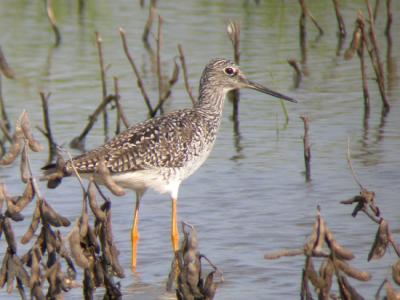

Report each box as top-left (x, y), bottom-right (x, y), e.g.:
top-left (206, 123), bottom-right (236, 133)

top-left (0, 1), bottom-right (400, 299)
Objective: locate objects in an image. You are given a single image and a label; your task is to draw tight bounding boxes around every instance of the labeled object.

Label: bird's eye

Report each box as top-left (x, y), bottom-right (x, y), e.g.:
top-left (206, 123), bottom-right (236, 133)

top-left (224, 67), bottom-right (236, 76)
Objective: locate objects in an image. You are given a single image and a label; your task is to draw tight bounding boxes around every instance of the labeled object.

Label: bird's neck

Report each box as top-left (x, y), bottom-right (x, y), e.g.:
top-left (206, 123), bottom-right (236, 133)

top-left (195, 84), bottom-right (227, 116)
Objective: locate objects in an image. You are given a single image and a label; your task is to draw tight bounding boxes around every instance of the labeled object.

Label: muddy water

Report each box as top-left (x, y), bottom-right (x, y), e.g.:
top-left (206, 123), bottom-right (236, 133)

top-left (0, 0), bottom-right (399, 299)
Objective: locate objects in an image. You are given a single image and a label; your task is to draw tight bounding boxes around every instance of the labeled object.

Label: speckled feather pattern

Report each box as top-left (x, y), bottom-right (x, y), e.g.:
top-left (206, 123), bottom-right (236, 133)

top-left (68, 108), bottom-right (221, 177)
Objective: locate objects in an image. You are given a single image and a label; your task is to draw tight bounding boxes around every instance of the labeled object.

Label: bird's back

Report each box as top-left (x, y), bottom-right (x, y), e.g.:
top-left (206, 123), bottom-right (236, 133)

top-left (66, 108), bottom-right (219, 179)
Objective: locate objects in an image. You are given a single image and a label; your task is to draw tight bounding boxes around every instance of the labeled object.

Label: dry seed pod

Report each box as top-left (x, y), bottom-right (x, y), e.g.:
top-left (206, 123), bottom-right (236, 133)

top-left (42, 200), bottom-right (70, 227)
top-left (31, 284), bottom-right (45, 299)
top-left (386, 280), bottom-right (400, 300)
top-left (87, 225), bottom-right (100, 253)
top-left (392, 260), bottom-right (400, 285)
top-left (93, 260), bottom-right (104, 286)
top-left (0, 183), bottom-right (5, 212)
top-left (337, 274), bottom-right (365, 300)
top-left (19, 111), bottom-right (43, 152)
top-left (29, 247), bottom-right (41, 288)
top-left (0, 251), bottom-right (10, 288)
top-left (324, 223), bottom-right (354, 260)
top-left (96, 159), bottom-right (125, 196)
top-left (79, 195), bottom-right (89, 238)
top-left (305, 257), bottom-right (325, 289)
top-left (87, 180), bottom-right (106, 222)
top-left (15, 179), bottom-right (35, 211)
top-left (203, 271), bottom-right (217, 300)
top-left (5, 196), bottom-right (24, 221)
top-left (0, 132), bottom-right (23, 165)
top-left (68, 219), bottom-right (89, 269)
top-left (335, 259), bottom-right (371, 281)
top-left (109, 243), bottom-right (124, 278)
top-left (368, 219), bottom-right (389, 261)
top-left (300, 268), bottom-right (313, 300)
top-left (169, 59), bottom-right (180, 86)
top-left (6, 255), bottom-right (15, 293)
top-left (319, 258), bottom-right (334, 298)
top-left (3, 218), bottom-right (17, 253)
top-left (313, 215), bottom-right (326, 253)
top-left (12, 255), bottom-right (29, 287)
top-left (0, 45), bottom-right (16, 79)
top-left (21, 201), bottom-right (41, 244)
top-left (20, 143), bottom-right (30, 183)
top-left (344, 28), bottom-right (361, 60)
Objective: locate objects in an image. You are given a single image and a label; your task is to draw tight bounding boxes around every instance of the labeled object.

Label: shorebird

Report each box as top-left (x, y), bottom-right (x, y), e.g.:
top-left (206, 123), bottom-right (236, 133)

top-left (42, 58), bottom-right (296, 268)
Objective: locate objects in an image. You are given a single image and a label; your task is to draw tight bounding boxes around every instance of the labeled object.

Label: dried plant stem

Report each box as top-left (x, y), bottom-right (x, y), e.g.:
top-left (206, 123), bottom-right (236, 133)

top-left (155, 15), bottom-right (164, 115)
top-left (384, 0), bottom-right (392, 36)
top-left (0, 45), bottom-right (16, 79)
top-left (332, 0), bottom-right (346, 37)
top-left (142, 0), bottom-right (157, 44)
top-left (299, 0), bottom-right (324, 36)
top-left (178, 44), bottom-right (196, 105)
top-left (365, 1), bottom-right (389, 111)
top-left (357, 14), bottom-right (370, 110)
top-left (264, 248), bottom-right (304, 260)
top-left (299, 3), bottom-right (307, 65)
top-left (346, 137), bottom-right (364, 192)
top-left (288, 59), bottom-right (302, 88)
top-left (70, 95), bottom-right (116, 149)
top-left (39, 92), bottom-right (56, 156)
top-left (300, 115), bottom-right (311, 182)
top-left (119, 28), bottom-right (154, 117)
top-left (0, 76), bottom-right (11, 132)
top-left (226, 20), bottom-right (241, 121)
top-left (373, 0), bottom-right (381, 20)
top-left (95, 32), bottom-right (109, 138)
top-left (113, 77), bottom-right (129, 135)
top-left (45, 0), bottom-right (61, 46)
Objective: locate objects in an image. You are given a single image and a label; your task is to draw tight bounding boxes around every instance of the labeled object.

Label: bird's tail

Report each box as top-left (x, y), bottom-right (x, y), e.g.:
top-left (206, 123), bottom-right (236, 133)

top-left (40, 158), bottom-right (69, 189)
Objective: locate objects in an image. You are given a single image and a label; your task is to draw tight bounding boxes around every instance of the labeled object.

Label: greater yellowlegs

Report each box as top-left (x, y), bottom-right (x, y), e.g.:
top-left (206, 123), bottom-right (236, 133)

top-left (43, 58), bottom-right (296, 268)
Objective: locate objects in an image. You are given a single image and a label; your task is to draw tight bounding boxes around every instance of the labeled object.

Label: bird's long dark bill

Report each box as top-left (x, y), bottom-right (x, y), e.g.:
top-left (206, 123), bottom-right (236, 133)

top-left (247, 80), bottom-right (297, 103)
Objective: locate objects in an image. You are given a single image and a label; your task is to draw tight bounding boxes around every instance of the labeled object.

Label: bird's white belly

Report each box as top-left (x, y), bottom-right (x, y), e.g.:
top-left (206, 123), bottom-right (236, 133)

top-left (110, 144), bottom-right (214, 197)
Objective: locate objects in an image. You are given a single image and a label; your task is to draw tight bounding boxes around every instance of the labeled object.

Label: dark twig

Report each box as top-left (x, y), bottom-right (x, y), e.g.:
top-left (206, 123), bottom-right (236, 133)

top-left (142, 0), bottom-right (157, 44)
top-left (70, 95), bottom-right (116, 149)
top-left (95, 32), bottom-right (109, 140)
top-left (332, 0), bottom-right (346, 37)
top-left (365, 1), bottom-right (390, 111)
top-left (113, 77), bottom-right (129, 135)
top-left (299, 0), bottom-right (324, 36)
top-left (39, 92), bottom-right (57, 161)
top-left (45, 0), bottom-right (61, 47)
top-left (226, 20), bottom-right (241, 123)
top-left (155, 15), bottom-right (164, 115)
top-left (384, 0), bottom-right (392, 36)
top-left (0, 77), bottom-right (11, 132)
top-left (288, 59), bottom-right (302, 88)
top-left (177, 44), bottom-right (196, 105)
top-left (119, 28), bottom-right (154, 117)
top-left (300, 115), bottom-right (311, 182)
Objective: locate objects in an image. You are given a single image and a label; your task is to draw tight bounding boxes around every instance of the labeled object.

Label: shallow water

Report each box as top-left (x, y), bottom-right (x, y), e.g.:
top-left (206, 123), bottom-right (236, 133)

top-left (0, 0), bottom-right (400, 299)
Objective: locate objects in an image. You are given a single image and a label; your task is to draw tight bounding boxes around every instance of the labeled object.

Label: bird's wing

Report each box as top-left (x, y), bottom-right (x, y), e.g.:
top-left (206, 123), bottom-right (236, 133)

top-left (70, 110), bottom-right (202, 174)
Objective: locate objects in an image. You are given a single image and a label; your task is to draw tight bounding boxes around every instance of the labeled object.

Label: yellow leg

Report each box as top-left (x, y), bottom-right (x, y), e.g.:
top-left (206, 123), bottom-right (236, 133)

top-left (171, 198), bottom-right (180, 252)
top-left (131, 193), bottom-right (141, 269)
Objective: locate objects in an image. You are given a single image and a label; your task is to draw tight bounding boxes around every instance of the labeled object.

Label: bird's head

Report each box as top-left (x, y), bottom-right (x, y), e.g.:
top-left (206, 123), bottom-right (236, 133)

top-left (201, 58), bottom-right (297, 103)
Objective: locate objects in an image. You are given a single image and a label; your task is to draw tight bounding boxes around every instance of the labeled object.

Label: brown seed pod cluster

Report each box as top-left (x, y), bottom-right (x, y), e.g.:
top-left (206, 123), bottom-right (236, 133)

top-left (341, 186), bottom-right (400, 296)
top-left (0, 110), bottom-right (125, 298)
top-left (68, 178), bottom-right (124, 299)
top-left (171, 222), bottom-right (223, 300)
top-left (265, 208), bottom-right (371, 299)
top-left (0, 111), bottom-right (43, 166)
